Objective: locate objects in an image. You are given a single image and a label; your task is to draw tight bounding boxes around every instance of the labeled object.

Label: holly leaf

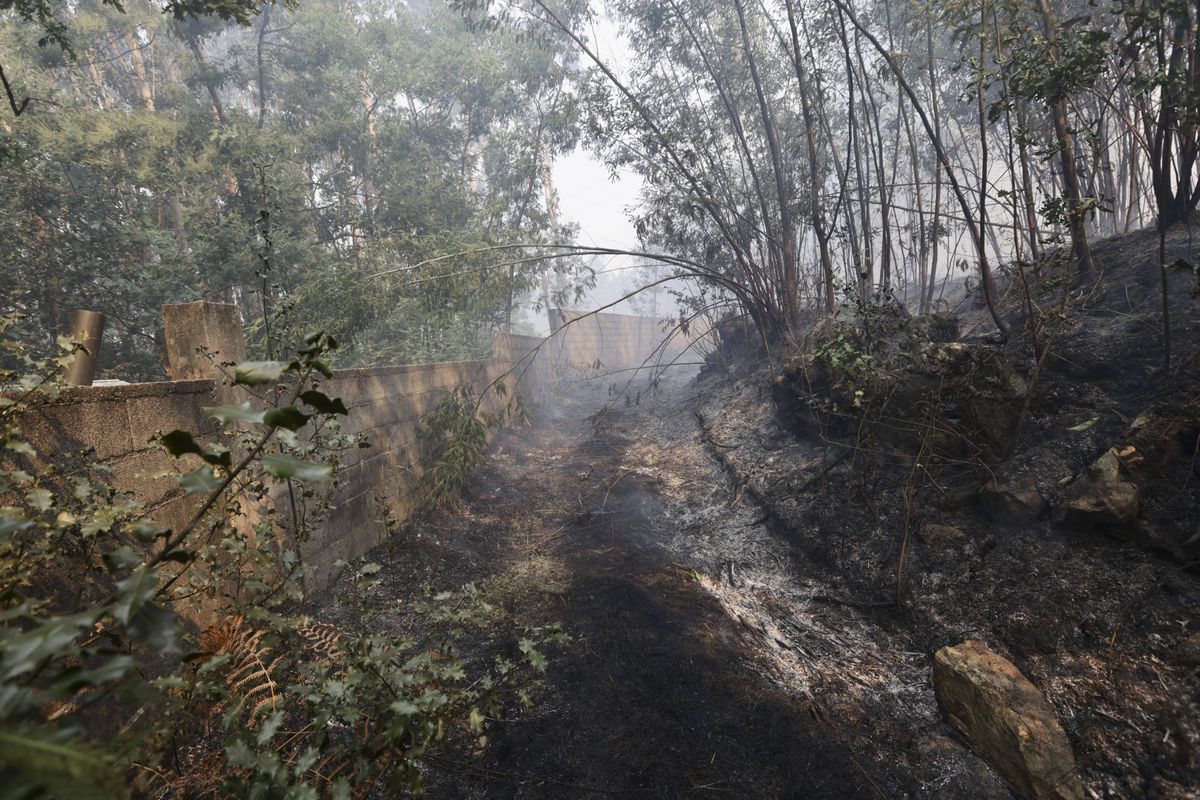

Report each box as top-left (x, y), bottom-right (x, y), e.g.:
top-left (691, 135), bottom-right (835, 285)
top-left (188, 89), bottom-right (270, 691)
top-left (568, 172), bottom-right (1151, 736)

top-left (234, 361), bottom-right (287, 386)
top-left (263, 406), bottom-right (309, 431)
top-left (0, 511), bottom-right (33, 539)
top-left (299, 390), bottom-right (348, 416)
top-left (49, 654), bottom-right (136, 693)
top-left (126, 602), bottom-right (182, 653)
top-left (518, 638), bottom-right (548, 673)
top-left (204, 402), bottom-right (266, 425)
top-left (180, 466), bottom-right (222, 494)
top-left (160, 431), bottom-right (231, 467)
top-left (112, 568), bottom-right (157, 626)
top-left (103, 546), bottom-right (142, 574)
top-left (25, 488), bottom-right (52, 512)
top-left (0, 726), bottom-right (129, 800)
top-left (132, 522), bottom-right (170, 543)
top-left (260, 455), bottom-right (333, 482)
top-left (0, 611), bottom-right (101, 682)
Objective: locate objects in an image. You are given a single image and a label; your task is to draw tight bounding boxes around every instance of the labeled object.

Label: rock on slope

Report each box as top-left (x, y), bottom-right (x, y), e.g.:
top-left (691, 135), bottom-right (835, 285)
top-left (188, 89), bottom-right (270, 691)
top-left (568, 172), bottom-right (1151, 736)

top-left (695, 225), bottom-right (1200, 797)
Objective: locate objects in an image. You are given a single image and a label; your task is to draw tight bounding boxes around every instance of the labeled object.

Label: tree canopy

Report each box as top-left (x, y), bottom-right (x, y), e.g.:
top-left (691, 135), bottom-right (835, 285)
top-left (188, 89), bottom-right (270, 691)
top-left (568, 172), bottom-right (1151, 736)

top-left (1, 0), bottom-right (586, 377)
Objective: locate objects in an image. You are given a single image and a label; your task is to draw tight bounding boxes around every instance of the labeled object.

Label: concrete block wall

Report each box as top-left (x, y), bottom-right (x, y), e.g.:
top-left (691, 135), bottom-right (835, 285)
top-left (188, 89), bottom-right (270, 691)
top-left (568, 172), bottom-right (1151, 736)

top-left (302, 357), bottom-right (511, 577)
top-left (17, 380), bottom-right (216, 535)
top-left (547, 308), bottom-right (707, 376)
top-left (502, 333), bottom-right (558, 407)
top-left (8, 302), bottom-right (518, 589)
top-left (7, 302), bottom-right (702, 589)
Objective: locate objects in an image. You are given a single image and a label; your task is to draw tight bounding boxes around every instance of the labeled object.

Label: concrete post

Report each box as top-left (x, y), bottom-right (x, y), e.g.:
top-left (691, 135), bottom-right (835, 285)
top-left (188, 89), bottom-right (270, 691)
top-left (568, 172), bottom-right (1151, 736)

top-left (62, 309), bottom-right (106, 386)
top-left (492, 332), bottom-right (513, 363)
top-left (163, 302), bottom-right (246, 385)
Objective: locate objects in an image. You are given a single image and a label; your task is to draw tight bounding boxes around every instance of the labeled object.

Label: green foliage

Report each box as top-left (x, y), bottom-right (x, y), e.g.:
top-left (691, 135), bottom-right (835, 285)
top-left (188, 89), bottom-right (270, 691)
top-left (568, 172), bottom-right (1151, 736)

top-left (0, 0), bottom-right (582, 375)
top-left (0, 324), bottom-right (561, 798)
top-left (1003, 27), bottom-right (1110, 106)
top-left (211, 609), bottom-right (567, 797)
top-left (813, 331), bottom-right (876, 404)
top-left (0, 0), bottom-right (278, 55)
top-left (0, 726), bottom-right (127, 800)
top-left (419, 381), bottom-right (529, 511)
top-left (812, 288), bottom-right (917, 404)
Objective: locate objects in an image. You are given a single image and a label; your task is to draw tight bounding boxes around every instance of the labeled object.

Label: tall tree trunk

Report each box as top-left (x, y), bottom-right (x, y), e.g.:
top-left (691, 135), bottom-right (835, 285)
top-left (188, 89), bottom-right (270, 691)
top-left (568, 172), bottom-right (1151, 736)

top-left (256, 6), bottom-right (272, 129)
top-left (784, 0), bottom-right (836, 314)
top-left (835, 12), bottom-right (873, 298)
top-left (1015, 101), bottom-right (1042, 262)
top-left (733, 0), bottom-right (799, 335)
top-left (832, 0), bottom-right (1009, 338)
top-left (188, 38), bottom-right (226, 124)
top-left (925, 21), bottom-right (943, 311)
top-left (1038, 0), bottom-right (1095, 276)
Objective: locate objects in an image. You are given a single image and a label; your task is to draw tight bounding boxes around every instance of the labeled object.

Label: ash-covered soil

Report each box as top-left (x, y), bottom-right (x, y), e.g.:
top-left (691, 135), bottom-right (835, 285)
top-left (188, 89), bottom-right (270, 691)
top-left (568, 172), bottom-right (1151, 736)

top-left (698, 225), bottom-right (1200, 798)
top-left (697, 366), bottom-right (1199, 799)
top-left (314, 226), bottom-right (1200, 798)
top-left (314, 378), bottom-right (903, 798)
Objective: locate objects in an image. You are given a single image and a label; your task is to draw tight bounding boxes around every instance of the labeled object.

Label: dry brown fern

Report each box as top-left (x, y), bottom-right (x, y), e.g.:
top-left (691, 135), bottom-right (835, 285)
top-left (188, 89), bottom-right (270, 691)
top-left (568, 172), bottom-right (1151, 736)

top-left (293, 618), bottom-right (345, 665)
top-left (198, 614), bottom-right (282, 724)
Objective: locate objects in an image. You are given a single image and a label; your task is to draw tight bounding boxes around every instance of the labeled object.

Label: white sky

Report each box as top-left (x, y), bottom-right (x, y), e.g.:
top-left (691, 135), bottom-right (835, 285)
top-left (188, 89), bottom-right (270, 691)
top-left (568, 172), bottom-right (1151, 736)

top-left (552, 11), bottom-right (639, 253)
top-left (553, 151), bottom-right (641, 252)
top-left (545, 13), bottom-right (657, 321)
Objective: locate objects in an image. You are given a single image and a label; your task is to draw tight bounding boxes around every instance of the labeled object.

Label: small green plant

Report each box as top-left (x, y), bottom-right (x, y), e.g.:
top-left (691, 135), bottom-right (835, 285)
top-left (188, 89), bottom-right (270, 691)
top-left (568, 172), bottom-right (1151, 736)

top-left (0, 322), bottom-right (561, 798)
top-left (810, 287), bottom-right (917, 409)
top-left (418, 381), bottom-right (528, 510)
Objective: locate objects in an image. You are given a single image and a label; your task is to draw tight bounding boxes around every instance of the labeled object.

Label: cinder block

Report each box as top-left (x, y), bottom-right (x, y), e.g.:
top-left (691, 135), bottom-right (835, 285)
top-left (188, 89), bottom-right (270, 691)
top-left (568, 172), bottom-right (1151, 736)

top-left (110, 448), bottom-right (187, 507)
top-left (145, 493), bottom-right (204, 535)
top-left (22, 400), bottom-right (133, 460)
top-left (126, 392), bottom-right (213, 447)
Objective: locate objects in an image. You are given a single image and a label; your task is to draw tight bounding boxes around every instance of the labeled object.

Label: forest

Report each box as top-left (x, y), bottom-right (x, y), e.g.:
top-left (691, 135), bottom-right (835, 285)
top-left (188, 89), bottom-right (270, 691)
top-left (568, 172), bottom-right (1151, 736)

top-left (1, 0), bottom-right (1199, 797)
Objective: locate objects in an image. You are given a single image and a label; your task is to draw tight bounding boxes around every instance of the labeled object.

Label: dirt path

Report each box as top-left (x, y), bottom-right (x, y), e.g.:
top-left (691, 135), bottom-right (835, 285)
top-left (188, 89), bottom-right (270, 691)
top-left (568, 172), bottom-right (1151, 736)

top-left (312, 231), bottom-right (1200, 799)
top-left (316, 379), bottom-right (930, 798)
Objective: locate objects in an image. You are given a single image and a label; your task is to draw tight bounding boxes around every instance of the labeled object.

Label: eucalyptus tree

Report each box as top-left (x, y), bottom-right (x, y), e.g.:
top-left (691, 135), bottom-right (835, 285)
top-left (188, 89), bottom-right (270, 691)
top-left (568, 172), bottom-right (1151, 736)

top-left (1, 0), bottom-right (583, 374)
top-left (457, 0), bottom-right (1029, 342)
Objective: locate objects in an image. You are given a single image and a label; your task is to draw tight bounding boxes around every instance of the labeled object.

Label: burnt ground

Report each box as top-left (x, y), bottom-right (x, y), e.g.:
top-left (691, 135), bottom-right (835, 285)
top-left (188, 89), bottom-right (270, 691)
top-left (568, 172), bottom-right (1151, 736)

top-left (312, 373), bottom-right (1042, 798)
top-left (315, 378), bottom-right (901, 798)
top-left (690, 225), bottom-right (1200, 798)
top-left (313, 226), bottom-right (1200, 798)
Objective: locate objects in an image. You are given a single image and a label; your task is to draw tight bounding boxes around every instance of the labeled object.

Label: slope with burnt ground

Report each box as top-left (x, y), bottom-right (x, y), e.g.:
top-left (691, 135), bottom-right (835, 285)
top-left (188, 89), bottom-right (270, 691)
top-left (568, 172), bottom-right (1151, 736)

top-left (313, 226), bottom-right (1200, 798)
top-left (315, 381), bottom-right (918, 797)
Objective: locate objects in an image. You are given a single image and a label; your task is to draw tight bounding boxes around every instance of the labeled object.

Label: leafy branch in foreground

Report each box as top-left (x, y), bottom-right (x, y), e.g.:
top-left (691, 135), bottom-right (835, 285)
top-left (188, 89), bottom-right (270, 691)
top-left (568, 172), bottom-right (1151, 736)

top-left (418, 381), bottom-right (530, 511)
top-left (0, 322), bottom-right (563, 798)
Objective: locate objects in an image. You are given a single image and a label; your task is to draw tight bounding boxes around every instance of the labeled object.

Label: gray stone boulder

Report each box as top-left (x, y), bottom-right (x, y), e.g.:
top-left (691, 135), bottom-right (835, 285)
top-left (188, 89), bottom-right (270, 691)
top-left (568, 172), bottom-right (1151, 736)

top-left (1061, 448), bottom-right (1175, 551)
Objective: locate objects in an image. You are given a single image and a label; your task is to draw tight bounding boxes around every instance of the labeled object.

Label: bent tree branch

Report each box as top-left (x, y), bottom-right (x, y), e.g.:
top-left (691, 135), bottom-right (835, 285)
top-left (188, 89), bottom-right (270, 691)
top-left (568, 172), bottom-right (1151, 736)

top-left (827, 0), bottom-right (1009, 339)
top-left (1, 63), bottom-right (29, 116)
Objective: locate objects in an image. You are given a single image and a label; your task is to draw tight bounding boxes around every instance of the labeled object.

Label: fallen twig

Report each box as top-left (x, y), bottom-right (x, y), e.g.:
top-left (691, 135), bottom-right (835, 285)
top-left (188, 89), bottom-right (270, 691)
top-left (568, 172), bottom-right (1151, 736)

top-left (807, 594), bottom-right (894, 610)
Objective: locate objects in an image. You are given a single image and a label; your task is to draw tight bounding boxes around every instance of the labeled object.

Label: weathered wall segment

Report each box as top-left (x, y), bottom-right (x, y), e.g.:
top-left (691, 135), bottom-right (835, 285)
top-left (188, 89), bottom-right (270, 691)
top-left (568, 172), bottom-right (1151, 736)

top-left (309, 358), bottom-right (511, 572)
top-left (19, 379), bottom-right (216, 536)
top-left (547, 308), bottom-right (703, 376)
top-left (502, 308), bottom-right (710, 409)
top-left (14, 302), bottom-right (693, 587)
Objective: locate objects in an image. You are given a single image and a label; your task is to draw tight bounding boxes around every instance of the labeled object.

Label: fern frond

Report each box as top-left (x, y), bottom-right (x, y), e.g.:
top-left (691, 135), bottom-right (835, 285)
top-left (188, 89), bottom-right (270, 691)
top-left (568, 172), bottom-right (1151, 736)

top-left (198, 613), bottom-right (247, 655)
top-left (199, 616), bottom-right (281, 724)
top-left (294, 619), bottom-right (345, 664)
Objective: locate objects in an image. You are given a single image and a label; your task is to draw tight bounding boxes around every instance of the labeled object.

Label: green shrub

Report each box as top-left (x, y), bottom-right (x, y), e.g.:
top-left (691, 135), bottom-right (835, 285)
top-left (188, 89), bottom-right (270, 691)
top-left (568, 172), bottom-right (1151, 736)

top-left (0, 321), bottom-right (560, 798)
top-left (418, 381), bottom-right (528, 511)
